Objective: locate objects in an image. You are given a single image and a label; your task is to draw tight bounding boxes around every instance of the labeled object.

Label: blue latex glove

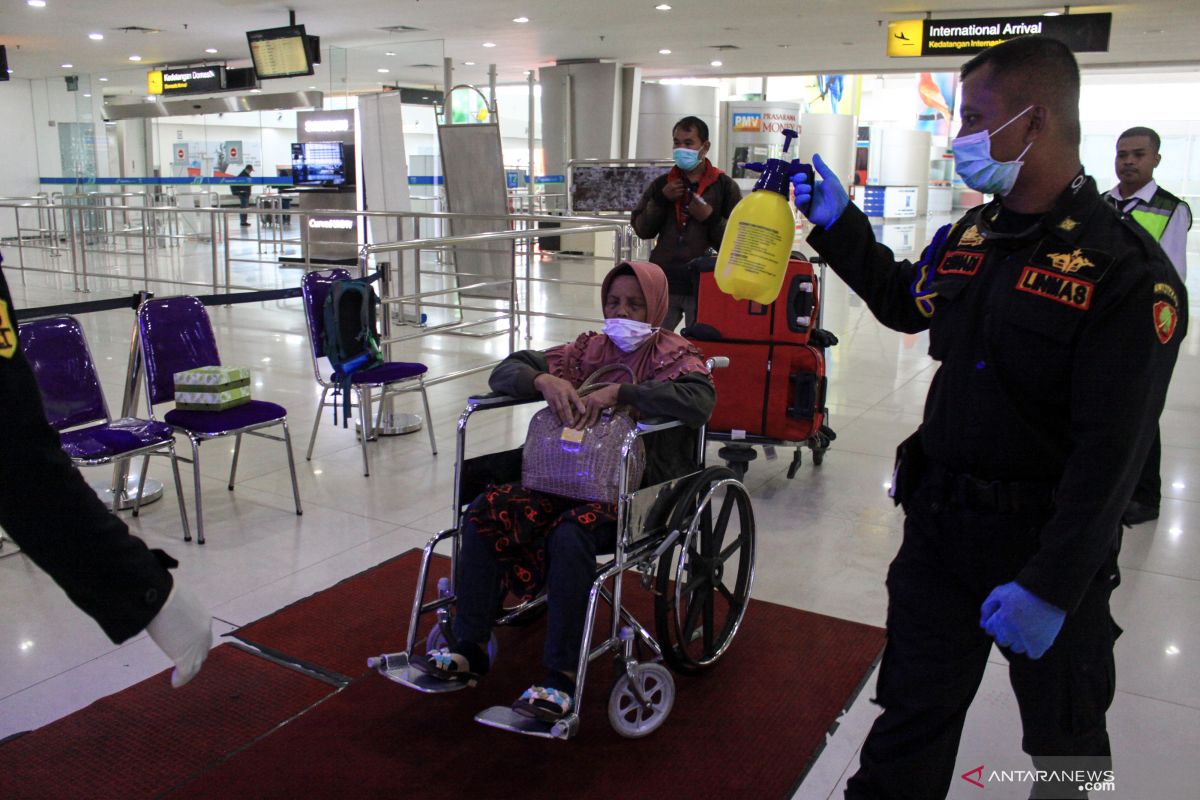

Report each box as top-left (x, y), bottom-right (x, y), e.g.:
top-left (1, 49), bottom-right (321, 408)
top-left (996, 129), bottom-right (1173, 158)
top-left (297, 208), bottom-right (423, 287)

top-left (791, 153), bottom-right (849, 229)
top-left (980, 582), bottom-right (1066, 660)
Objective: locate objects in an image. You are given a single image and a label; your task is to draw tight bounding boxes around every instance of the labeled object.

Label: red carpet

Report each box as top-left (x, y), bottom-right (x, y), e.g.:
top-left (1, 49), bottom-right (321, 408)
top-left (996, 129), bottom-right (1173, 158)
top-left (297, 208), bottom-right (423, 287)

top-left (0, 644), bottom-right (337, 800)
top-left (172, 550), bottom-right (885, 800)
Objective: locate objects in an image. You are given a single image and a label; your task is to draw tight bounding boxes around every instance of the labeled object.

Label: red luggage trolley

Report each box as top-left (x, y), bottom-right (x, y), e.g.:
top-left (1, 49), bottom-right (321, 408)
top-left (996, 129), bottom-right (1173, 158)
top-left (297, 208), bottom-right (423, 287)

top-left (685, 254), bottom-right (837, 480)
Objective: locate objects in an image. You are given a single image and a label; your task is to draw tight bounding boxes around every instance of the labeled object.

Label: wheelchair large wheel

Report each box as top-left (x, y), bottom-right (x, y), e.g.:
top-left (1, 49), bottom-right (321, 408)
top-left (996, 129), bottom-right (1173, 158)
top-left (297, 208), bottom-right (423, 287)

top-left (654, 466), bottom-right (755, 675)
top-left (608, 662), bottom-right (675, 738)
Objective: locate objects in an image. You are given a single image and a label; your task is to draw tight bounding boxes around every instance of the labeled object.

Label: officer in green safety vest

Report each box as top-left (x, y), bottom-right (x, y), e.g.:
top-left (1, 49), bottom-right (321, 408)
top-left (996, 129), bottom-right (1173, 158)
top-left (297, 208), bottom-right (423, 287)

top-left (1106, 126), bottom-right (1192, 526)
top-left (1107, 126), bottom-right (1192, 280)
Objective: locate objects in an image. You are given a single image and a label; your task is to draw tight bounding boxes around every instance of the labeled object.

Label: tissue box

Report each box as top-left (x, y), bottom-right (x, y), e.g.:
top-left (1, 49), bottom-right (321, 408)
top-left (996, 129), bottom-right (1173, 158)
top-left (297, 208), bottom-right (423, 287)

top-left (174, 366), bottom-right (252, 411)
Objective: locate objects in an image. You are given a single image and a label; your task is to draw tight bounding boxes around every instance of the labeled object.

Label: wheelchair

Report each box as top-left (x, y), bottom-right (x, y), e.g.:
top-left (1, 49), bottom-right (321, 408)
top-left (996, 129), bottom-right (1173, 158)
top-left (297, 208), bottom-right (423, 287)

top-left (368, 358), bottom-right (756, 739)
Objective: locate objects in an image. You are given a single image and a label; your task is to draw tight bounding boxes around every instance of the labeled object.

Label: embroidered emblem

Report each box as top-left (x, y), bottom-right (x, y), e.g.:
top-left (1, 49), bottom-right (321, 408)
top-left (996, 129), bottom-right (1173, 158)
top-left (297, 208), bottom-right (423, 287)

top-left (937, 250), bottom-right (984, 276)
top-left (957, 225), bottom-right (985, 247)
top-left (1057, 217), bottom-right (1079, 232)
top-left (0, 299), bottom-right (16, 359)
top-left (1031, 241), bottom-right (1114, 282)
top-left (1154, 282), bottom-right (1180, 306)
top-left (1153, 301), bottom-right (1178, 344)
top-left (1016, 266), bottom-right (1094, 310)
top-left (1045, 248), bottom-right (1095, 274)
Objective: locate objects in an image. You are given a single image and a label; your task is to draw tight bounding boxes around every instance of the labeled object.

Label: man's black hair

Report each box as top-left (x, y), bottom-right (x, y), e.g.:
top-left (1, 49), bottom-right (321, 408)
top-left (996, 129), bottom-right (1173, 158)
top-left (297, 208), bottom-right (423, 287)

top-left (1118, 126), bottom-right (1161, 152)
top-left (960, 35), bottom-right (1081, 143)
top-left (673, 116), bottom-right (709, 143)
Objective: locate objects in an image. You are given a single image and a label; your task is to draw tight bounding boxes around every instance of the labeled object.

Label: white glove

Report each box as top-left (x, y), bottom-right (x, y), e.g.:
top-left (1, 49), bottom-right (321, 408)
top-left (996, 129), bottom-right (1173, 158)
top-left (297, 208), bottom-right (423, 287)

top-left (146, 582), bottom-right (213, 687)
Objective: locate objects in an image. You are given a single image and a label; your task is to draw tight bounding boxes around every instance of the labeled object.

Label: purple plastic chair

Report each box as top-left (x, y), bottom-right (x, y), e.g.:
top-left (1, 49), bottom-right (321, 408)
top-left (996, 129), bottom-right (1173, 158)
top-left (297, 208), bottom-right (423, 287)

top-left (18, 315), bottom-right (191, 538)
top-left (137, 296), bottom-right (302, 544)
top-left (301, 269), bottom-right (436, 477)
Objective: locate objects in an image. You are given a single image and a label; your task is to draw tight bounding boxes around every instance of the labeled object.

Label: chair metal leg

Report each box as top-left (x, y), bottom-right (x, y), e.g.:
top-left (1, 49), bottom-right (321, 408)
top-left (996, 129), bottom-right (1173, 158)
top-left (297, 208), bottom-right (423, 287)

top-left (228, 432), bottom-right (243, 490)
top-left (132, 454), bottom-right (151, 517)
top-left (281, 420), bottom-right (303, 516)
top-left (189, 437), bottom-right (206, 545)
top-left (306, 386), bottom-right (329, 461)
top-left (357, 386), bottom-right (371, 477)
top-left (166, 443), bottom-right (192, 544)
top-left (420, 380), bottom-right (438, 456)
top-left (373, 386), bottom-right (386, 431)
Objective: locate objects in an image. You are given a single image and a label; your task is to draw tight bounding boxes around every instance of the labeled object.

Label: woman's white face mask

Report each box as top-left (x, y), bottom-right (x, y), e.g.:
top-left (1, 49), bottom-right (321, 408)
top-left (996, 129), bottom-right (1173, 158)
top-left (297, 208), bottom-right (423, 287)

top-left (603, 317), bottom-right (656, 352)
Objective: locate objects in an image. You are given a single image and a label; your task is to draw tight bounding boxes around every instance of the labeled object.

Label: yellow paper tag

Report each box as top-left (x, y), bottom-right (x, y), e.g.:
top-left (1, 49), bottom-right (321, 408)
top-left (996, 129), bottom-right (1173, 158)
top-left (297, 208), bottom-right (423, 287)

top-left (560, 427), bottom-right (585, 444)
top-left (0, 299), bottom-right (16, 359)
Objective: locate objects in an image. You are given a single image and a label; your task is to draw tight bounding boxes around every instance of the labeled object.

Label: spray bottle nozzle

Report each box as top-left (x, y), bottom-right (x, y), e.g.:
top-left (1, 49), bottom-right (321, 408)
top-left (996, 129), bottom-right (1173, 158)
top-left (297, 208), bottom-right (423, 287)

top-left (781, 128), bottom-right (799, 153)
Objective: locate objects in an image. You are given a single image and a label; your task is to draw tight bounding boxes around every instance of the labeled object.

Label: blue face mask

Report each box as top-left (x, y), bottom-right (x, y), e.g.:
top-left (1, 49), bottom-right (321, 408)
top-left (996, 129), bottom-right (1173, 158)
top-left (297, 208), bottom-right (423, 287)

top-left (672, 147), bottom-right (703, 172)
top-left (952, 105), bottom-right (1034, 196)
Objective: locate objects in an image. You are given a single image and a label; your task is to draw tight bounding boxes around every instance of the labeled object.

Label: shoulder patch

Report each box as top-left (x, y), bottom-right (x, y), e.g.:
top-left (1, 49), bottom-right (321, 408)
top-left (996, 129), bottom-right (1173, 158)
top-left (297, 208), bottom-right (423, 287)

top-left (1154, 300), bottom-right (1179, 344)
top-left (0, 299), bottom-right (16, 359)
top-left (1029, 241), bottom-right (1115, 282)
top-left (957, 225), bottom-right (985, 247)
top-left (1154, 282), bottom-right (1180, 307)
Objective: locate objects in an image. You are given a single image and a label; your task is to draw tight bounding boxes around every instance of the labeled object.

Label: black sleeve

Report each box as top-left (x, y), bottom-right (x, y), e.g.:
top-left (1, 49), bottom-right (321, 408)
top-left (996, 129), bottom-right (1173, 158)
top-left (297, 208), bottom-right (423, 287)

top-left (617, 372), bottom-right (716, 428)
top-left (488, 349), bottom-right (550, 398)
top-left (704, 176), bottom-right (742, 249)
top-left (806, 204), bottom-right (939, 335)
top-left (631, 175), bottom-right (671, 240)
top-left (0, 264), bottom-right (174, 643)
top-left (1017, 258), bottom-right (1188, 611)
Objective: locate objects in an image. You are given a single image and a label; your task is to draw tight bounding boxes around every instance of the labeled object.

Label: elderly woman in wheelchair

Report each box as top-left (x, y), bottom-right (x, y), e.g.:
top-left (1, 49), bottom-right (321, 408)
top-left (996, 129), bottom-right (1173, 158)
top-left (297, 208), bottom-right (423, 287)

top-left (375, 261), bottom-right (755, 738)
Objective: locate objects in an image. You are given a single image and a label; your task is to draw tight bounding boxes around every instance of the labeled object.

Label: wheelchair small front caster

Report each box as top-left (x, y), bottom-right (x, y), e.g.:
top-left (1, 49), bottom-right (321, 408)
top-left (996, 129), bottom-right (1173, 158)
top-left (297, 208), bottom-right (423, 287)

top-left (608, 662), bottom-right (675, 738)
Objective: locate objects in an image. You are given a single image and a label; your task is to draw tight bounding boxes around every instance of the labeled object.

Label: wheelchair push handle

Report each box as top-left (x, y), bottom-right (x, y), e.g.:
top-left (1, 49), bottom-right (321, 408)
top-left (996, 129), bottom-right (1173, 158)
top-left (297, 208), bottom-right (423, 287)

top-left (707, 356), bottom-right (730, 370)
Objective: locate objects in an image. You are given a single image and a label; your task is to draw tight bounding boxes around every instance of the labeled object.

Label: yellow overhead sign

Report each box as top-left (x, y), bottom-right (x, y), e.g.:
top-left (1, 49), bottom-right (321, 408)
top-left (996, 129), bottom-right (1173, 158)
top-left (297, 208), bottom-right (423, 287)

top-left (887, 20), bottom-right (924, 57)
top-left (147, 70), bottom-right (163, 95)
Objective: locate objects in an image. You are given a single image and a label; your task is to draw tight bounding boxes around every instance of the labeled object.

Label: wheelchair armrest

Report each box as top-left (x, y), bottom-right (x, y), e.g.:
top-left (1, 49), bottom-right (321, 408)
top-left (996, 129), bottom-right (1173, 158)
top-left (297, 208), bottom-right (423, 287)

top-left (466, 393), bottom-right (543, 411)
top-left (635, 416), bottom-right (686, 434)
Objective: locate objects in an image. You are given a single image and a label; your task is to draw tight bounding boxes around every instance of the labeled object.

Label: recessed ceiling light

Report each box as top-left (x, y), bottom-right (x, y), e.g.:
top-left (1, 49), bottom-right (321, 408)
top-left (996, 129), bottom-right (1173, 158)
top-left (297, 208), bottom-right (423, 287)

top-left (89, 33), bottom-right (104, 41)
top-left (483, 42), bottom-right (497, 48)
top-left (710, 60), bottom-right (722, 67)
top-left (377, 68), bottom-right (390, 73)
top-left (205, 48), bottom-right (218, 54)
top-left (61, 63), bottom-right (73, 68)
top-left (6, 69), bottom-right (14, 74)
top-left (27, 0), bottom-right (47, 7)
top-left (464, 61), bottom-right (476, 66)
top-left (83, 93), bottom-right (91, 98)
top-left (250, 88), bottom-right (261, 93)
top-left (513, 17), bottom-right (530, 23)
top-left (308, 85), bottom-right (317, 89)
top-left (659, 49), bottom-right (672, 55)
top-left (385, 51), bottom-right (396, 56)
top-left (128, 55), bottom-right (142, 62)
top-left (1043, 10), bottom-right (1062, 16)
top-left (98, 77), bottom-right (108, 81)
top-left (656, 3), bottom-right (672, 10)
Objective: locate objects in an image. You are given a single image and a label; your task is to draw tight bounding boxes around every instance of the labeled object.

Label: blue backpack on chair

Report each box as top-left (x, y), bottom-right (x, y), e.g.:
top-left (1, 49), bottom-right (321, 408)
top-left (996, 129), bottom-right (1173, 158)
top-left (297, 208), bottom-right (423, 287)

top-left (321, 280), bottom-right (384, 427)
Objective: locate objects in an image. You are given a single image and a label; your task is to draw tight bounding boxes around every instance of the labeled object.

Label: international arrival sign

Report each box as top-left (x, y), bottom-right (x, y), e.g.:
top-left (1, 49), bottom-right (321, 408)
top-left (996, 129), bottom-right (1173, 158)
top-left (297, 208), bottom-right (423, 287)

top-left (888, 13), bottom-right (1112, 57)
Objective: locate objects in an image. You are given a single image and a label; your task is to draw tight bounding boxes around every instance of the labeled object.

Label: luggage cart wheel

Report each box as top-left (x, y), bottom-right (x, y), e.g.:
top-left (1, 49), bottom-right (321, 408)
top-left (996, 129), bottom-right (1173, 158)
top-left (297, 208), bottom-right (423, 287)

top-left (608, 662), bottom-right (675, 738)
top-left (717, 443), bottom-right (756, 482)
top-left (787, 447), bottom-right (803, 479)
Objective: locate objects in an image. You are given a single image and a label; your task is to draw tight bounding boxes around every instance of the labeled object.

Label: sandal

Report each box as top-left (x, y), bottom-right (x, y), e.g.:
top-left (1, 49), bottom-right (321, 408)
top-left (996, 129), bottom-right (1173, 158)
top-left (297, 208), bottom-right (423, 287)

top-left (511, 685), bottom-right (573, 722)
top-left (413, 646), bottom-right (483, 686)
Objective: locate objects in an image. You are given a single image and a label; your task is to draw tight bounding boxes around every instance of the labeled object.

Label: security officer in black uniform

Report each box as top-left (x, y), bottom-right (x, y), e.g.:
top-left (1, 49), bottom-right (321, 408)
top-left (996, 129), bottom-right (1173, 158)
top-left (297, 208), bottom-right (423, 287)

top-left (0, 253), bottom-right (212, 688)
top-left (792, 37), bottom-right (1186, 799)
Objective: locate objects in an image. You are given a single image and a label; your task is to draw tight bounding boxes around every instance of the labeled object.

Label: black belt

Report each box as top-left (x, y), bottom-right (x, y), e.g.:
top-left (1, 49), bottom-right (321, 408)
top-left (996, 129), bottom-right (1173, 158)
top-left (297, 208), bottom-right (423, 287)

top-left (925, 463), bottom-right (1056, 514)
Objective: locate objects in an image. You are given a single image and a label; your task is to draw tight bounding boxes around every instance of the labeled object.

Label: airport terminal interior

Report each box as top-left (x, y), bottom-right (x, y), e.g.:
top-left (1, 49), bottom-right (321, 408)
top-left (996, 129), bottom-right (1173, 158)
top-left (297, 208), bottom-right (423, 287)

top-left (1, 2), bottom-right (1198, 798)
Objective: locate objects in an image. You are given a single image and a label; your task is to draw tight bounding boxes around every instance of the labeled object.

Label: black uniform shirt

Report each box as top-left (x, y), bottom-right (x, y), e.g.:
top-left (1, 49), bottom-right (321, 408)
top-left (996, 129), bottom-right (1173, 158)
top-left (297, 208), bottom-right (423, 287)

top-left (808, 174), bottom-right (1188, 612)
top-left (0, 260), bottom-right (174, 642)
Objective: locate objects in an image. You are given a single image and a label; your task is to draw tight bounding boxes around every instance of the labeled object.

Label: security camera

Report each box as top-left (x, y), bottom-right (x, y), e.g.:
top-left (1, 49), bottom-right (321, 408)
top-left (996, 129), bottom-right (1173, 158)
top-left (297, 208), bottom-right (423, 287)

top-left (65, 75), bottom-right (79, 92)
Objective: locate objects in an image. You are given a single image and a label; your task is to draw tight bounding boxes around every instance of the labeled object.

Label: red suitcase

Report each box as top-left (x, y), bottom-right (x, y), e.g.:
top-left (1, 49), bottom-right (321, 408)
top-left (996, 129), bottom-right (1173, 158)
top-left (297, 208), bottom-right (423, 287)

top-left (695, 341), bottom-right (827, 442)
top-left (694, 257), bottom-right (819, 344)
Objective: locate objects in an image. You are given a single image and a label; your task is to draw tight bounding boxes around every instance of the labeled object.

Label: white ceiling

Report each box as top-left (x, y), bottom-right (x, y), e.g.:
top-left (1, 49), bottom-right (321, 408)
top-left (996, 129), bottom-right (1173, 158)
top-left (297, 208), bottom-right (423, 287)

top-left (2, 0), bottom-right (1199, 98)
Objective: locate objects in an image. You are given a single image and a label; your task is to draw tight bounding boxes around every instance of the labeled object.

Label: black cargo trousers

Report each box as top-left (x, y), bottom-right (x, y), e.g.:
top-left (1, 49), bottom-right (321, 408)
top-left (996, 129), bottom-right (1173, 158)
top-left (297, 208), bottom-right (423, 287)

top-left (847, 442), bottom-right (1121, 800)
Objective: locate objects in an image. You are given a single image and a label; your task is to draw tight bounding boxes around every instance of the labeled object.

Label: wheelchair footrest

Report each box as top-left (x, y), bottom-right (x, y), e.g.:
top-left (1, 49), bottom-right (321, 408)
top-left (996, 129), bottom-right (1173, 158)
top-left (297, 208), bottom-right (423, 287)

top-left (368, 651), bottom-right (473, 694)
top-left (474, 706), bottom-right (579, 739)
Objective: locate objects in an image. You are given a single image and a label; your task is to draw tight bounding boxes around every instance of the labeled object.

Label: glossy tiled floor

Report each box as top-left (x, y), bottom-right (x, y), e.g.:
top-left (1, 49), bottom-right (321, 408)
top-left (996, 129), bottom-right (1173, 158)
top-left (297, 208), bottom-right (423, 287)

top-left (1, 219), bottom-right (1197, 799)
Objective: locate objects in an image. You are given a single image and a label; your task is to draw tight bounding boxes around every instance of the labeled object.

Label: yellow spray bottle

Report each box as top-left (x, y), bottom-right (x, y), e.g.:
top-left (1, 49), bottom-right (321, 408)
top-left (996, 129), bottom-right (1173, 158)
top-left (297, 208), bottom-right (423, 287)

top-left (715, 128), bottom-right (813, 304)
